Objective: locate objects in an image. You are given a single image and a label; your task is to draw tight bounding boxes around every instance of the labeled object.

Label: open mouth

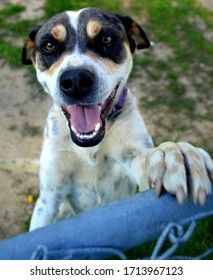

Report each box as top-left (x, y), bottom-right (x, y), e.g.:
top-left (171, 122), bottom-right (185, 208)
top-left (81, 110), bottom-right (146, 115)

top-left (61, 85), bottom-right (119, 147)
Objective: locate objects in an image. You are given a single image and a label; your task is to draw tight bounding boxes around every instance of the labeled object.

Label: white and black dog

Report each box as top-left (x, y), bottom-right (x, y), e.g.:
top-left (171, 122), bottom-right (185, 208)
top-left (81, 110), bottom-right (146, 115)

top-left (22, 8), bottom-right (213, 231)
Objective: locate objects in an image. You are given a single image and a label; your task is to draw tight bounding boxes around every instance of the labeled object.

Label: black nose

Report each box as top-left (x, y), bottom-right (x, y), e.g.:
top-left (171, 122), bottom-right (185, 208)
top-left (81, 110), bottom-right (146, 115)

top-left (59, 69), bottom-right (94, 98)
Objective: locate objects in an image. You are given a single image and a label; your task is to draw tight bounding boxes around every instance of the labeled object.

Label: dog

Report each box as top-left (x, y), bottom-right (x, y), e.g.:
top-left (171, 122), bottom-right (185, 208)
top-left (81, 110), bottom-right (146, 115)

top-left (22, 8), bottom-right (213, 231)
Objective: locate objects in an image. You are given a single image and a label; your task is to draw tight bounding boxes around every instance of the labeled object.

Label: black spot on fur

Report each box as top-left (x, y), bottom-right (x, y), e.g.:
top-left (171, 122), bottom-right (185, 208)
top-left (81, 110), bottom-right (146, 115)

top-left (37, 207), bottom-right (43, 215)
top-left (41, 198), bottom-right (46, 204)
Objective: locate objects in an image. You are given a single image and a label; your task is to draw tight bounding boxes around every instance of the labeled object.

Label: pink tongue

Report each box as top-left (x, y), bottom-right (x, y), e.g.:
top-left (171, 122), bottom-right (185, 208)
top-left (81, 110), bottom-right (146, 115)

top-left (65, 104), bottom-right (101, 133)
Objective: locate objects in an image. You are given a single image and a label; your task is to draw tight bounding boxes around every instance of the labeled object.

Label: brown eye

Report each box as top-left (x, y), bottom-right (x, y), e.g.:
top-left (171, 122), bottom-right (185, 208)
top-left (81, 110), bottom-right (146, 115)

top-left (102, 36), bottom-right (112, 44)
top-left (44, 42), bottom-right (56, 52)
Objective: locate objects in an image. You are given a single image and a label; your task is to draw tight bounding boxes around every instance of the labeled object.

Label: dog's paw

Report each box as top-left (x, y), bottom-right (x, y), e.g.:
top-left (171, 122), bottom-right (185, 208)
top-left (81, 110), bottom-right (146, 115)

top-left (144, 141), bottom-right (213, 205)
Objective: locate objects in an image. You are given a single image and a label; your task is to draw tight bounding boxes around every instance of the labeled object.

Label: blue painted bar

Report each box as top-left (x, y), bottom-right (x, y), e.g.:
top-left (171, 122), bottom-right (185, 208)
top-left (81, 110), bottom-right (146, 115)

top-left (0, 187), bottom-right (212, 259)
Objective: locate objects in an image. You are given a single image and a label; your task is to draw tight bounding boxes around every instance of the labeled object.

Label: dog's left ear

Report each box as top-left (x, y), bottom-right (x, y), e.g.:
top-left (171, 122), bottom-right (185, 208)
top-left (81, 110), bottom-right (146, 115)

top-left (117, 15), bottom-right (150, 53)
top-left (22, 26), bottom-right (41, 65)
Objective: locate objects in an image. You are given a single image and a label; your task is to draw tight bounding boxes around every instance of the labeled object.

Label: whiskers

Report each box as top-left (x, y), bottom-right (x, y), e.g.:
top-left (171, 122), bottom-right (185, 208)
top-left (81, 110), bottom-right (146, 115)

top-left (33, 86), bottom-right (46, 98)
top-left (13, 85), bottom-right (51, 107)
top-left (32, 86), bottom-right (52, 102)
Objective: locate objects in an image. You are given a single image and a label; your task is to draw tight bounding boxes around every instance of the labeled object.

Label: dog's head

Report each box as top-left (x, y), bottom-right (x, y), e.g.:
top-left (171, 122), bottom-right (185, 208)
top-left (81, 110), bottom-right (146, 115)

top-left (22, 8), bottom-right (150, 147)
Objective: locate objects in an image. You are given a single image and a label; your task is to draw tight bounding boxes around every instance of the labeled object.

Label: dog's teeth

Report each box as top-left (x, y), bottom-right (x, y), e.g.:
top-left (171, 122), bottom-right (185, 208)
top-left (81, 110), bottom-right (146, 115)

top-left (98, 105), bottom-right (102, 112)
top-left (95, 122), bottom-right (101, 132)
top-left (82, 134), bottom-right (87, 139)
top-left (71, 125), bottom-right (78, 134)
top-left (75, 129), bottom-right (98, 140)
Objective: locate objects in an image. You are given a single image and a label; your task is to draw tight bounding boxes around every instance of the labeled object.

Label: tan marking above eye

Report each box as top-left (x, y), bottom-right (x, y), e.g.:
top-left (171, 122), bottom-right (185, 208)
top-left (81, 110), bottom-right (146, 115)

top-left (86, 20), bottom-right (102, 39)
top-left (51, 24), bottom-right (67, 42)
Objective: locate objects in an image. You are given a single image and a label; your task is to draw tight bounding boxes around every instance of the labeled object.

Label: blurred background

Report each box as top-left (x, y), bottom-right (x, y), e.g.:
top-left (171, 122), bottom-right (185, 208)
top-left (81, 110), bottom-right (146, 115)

top-left (0, 0), bottom-right (212, 258)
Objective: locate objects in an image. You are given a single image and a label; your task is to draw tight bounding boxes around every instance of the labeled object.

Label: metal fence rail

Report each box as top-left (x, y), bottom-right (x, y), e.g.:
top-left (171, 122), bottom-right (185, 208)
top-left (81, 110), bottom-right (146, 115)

top-left (0, 187), bottom-right (212, 260)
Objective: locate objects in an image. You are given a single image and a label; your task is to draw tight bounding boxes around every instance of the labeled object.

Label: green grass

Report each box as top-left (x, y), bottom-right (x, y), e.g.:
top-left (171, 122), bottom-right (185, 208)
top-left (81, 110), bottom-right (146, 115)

top-left (44, 0), bottom-right (123, 17)
top-left (0, 4), bottom-right (25, 19)
top-left (1, 0), bottom-right (213, 259)
top-left (129, 215), bottom-right (213, 260)
top-left (0, 4), bottom-right (37, 67)
top-left (0, 42), bottom-right (22, 68)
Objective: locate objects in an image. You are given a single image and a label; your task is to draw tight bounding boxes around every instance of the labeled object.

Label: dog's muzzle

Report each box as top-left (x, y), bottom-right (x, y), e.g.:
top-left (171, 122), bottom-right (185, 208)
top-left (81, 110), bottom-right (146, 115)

top-left (60, 69), bottom-right (121, 147)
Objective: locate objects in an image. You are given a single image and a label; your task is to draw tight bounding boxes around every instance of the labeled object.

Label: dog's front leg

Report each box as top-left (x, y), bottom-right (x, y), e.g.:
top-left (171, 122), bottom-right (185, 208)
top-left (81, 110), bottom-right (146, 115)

top-left (30, 153), bottom-right (69, 231)
top-left (29, 188), bottom-right (64, 231)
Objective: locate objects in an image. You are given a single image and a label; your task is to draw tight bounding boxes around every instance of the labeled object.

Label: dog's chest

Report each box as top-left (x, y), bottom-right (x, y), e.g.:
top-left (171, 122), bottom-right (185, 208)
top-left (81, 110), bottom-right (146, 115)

top-left (68, 149), bottom-right (135, 214)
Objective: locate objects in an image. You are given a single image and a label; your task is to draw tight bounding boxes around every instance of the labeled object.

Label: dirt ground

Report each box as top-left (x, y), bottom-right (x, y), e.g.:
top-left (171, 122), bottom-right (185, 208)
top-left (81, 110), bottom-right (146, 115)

top-left (0, 0), bottom-right (212, 240)
top-left (0, 0), bottom-right (49, 239)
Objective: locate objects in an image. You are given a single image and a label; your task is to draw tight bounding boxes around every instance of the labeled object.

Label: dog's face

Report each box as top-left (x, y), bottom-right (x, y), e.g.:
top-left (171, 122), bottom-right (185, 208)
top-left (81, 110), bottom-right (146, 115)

top-left (22, 8), bottom-right (150, 147)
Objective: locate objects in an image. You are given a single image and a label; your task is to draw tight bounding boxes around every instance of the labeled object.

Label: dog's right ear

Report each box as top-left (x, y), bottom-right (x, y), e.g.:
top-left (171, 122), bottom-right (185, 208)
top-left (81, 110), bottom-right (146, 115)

top-left (116, 15), bottom-right (150, 53)
top-left (22, 26), bottom-right (41, 65)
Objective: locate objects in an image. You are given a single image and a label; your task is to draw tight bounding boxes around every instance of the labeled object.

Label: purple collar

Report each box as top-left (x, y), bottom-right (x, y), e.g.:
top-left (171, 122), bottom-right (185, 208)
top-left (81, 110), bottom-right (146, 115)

top-left (108, 86), bottom-right (128, 119)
